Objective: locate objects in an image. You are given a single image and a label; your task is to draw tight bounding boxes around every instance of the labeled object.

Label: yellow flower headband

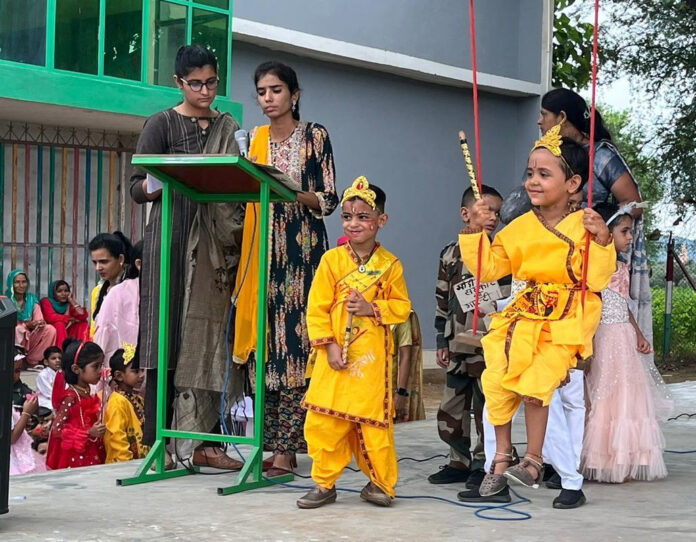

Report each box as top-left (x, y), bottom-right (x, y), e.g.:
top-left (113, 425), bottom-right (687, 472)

top-left (122, 342), bottom-right (136, 365)
top-left (341, 176), bottom-right (377, 210)
top-left (531, 120), bottom-right (577, 177)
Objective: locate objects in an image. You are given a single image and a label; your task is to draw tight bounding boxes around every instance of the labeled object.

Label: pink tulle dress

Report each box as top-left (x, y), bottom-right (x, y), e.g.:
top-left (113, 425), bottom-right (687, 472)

top-left (581, 263), bottom-right (672, 483)
top-left (10, 409), bottom-right (46, 475)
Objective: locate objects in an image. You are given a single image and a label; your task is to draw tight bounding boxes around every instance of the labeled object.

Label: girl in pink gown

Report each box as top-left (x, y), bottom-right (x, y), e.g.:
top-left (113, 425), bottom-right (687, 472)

top-left (581, 204), bottom-right (672, 483)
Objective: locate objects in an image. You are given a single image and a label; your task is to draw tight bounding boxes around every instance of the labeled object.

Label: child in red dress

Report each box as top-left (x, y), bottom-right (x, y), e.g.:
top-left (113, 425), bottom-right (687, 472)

top-left (46, 339), bottom-right (106, 469)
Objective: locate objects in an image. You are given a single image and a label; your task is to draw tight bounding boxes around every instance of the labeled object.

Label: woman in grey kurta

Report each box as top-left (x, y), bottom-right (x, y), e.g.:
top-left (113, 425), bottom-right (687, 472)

top-left (130, 45), bottom-right (244, 469)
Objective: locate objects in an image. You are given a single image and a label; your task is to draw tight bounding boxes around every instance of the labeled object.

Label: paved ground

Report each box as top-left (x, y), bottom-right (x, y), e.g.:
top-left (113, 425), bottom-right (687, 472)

top-left (3, 382), bottom-right (695, 541)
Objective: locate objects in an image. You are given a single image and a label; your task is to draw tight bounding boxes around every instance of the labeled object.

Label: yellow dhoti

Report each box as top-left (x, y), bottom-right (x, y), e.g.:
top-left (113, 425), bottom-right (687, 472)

top-left (305, 410), bottom-right (398, 496)
top-left (302, 244), bottom-right (411, 496)
top-left (459, 211), bottom-right (617, 426)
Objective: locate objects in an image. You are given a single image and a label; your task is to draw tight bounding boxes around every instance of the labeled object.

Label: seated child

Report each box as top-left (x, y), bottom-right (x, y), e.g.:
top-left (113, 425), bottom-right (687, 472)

top-left (297, 177), bottom-right (411, 509)
top-left (46, 339), bottom-right (106, 470)
top-left (458, 124), bottom-right (616, 498)
top-left (35, 346), bottom-right (62, 410)
top-left (10, 395), bottom-right (46, 475)
top-left (104, 346), bottom-right (149, 463)
top-left (430, 185), bottom-right (509, 485)
top-left (12, 347), bottom-right (33, 407)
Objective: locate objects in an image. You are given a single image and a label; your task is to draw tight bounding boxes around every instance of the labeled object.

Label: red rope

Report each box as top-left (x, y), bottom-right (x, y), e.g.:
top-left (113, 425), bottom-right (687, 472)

top-left (468, 0), bottom-right (484, 334)
top-left (581, 0), bottom-right (600, 304)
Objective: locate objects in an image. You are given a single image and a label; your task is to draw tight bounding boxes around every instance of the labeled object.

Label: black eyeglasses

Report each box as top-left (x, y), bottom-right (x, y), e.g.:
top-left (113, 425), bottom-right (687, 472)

top-left (180, 76), bottom-right (219, 92)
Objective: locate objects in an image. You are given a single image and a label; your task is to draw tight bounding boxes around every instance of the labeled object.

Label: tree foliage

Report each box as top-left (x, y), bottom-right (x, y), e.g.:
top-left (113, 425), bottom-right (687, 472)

top-left (601, 0), bottom-right (696, 204)
top-left (552, 0), bottom-right (596, 89)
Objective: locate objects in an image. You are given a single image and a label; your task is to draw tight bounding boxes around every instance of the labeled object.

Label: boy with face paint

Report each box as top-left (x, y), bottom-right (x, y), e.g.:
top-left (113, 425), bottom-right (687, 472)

top-left (298, 177), bottom-right (411, 509)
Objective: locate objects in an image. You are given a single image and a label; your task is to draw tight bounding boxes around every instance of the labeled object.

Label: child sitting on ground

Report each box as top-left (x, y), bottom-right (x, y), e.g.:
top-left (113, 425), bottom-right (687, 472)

top-left (104, 346), bottom-right (149, 463)
top-left (35, 346), bottom-right (62, 410)
top-left (12, 347), bottom-right (33, 407)
top-left (297, 177), bottom-right (411, 509)
top-left (10, 395), bottom-right (46, 475)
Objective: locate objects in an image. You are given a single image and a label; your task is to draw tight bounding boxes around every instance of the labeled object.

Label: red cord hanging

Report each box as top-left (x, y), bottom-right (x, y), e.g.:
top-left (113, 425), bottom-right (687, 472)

top-left (468, 0), bottom-right (485, 334)
top-left (581, 0), bottom-right (601, 304)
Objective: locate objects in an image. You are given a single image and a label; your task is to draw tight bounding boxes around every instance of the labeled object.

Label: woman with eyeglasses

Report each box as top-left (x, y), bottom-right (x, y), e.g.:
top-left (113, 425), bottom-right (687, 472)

top-left (130, 45), bottom-right (245, 471)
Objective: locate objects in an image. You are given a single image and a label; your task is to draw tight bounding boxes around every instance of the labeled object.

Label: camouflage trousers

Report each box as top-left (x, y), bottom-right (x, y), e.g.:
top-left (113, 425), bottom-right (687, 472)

top-left (436, 365), bottom-right (485, 470)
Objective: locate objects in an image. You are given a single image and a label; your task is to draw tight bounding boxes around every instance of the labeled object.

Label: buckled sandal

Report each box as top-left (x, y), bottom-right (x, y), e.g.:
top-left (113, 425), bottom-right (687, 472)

top-left (479, 450), bottom-right (519, 497)
top-left (504, 454), bottom-right (545, 489)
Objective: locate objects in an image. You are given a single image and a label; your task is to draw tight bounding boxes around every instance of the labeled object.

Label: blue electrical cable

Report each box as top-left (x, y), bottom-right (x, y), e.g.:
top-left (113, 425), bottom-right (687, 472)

top-left (260, 476), bottom-right (532, 521)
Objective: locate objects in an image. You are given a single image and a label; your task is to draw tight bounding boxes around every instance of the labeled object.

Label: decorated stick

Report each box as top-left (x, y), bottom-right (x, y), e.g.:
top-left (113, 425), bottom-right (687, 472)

top-left (458, 130), bottom-right (481, 200)
top-left (343, 313), bottom-right (353, 364)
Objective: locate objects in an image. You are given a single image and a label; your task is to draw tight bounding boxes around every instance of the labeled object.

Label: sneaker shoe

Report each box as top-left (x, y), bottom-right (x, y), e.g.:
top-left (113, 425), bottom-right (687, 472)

top-left (296, 487), bottom-right (337, 509)
top-left (428, 464), bottom-right (471, 484)
top-left (457, 486), bottom-right (511, 503)
top-left (465, 469), bottom-right (486, 489)
top-left (552, 488), bottom-right (586, 509)
top-left (360, 482), bottom-right (392, 507)
top-left (545, 472), bottom-right (562, 490)
top-left (542, 463), bottom-right (557, 481)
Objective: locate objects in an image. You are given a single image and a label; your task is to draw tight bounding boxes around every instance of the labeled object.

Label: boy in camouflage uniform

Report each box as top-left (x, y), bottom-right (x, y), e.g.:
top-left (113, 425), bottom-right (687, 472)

top-left (429, 185), bottom-right (509, 485)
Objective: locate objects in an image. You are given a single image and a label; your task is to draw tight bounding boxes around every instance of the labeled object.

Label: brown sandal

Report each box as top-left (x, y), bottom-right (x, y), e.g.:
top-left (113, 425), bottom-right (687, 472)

top-left (479, 450), bottom-right (520, 497)
top-left (503, 454), bottom-right (544, 489)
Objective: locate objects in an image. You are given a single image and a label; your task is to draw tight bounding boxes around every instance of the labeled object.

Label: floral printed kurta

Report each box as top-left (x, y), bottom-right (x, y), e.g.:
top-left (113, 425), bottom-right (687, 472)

top-left (251, 122), bottom-right (338, 391)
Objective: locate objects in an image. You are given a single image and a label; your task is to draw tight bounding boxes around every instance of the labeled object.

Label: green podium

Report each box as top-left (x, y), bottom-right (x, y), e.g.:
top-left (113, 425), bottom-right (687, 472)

top-left (117, 154), bottom-right (297, 495)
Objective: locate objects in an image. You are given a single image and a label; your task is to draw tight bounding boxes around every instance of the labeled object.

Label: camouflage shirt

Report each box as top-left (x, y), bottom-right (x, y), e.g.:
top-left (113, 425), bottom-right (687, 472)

top-left (435, 240), bottom-right (511, 355)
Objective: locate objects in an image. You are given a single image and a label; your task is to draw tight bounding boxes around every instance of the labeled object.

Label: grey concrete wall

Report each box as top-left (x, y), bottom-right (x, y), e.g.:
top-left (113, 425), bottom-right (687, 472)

top-left (231, 41), bottom-right (540, 348)
top-left (233, 0), bottom-right (543, 83)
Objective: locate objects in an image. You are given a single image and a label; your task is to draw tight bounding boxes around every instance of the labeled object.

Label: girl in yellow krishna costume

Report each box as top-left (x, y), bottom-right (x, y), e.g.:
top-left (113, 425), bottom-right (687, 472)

top-left (297, 177), bottom-right (411, 509)
top-left (459, 124), bottom-right (616, 498)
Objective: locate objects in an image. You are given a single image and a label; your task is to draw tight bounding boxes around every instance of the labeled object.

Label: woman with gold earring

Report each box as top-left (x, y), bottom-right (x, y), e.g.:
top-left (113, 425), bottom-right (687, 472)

top-left (233, 61), bottom-right (339, 477)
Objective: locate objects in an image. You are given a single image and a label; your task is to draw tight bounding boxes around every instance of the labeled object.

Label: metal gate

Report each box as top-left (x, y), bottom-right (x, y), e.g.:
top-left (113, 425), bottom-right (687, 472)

top-left (0, 122), bottom-right (144, 304)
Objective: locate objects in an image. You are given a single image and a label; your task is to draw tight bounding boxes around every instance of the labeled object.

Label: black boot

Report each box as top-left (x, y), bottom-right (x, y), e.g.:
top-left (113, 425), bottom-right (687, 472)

top-left (428, 464), bottom-right (471, 484)
top-left (552, 489), bottom-right (586, 509)
top-left (458, 486), bottom-right (511, 503)
top-left (545, 472), bottom-right (562, 490)
top-left (465, 469), bottom-right (486, 489)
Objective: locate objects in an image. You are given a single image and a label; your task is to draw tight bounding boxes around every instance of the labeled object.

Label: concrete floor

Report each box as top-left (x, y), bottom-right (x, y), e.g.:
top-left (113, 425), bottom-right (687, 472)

top-left (3, 382), bottom-right (696, 542)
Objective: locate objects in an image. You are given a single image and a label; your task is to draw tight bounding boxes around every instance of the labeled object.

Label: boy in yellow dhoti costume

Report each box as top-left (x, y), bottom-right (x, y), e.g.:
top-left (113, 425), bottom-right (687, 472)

top-left (297, 177), bottom-right (411, 509)
top-left (459, 124), bottom-right (616, 498)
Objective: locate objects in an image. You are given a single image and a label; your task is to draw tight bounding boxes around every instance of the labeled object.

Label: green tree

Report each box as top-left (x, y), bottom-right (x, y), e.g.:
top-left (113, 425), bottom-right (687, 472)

top-left (552, 0), bottom-right (596, 89)
top-left (600, 107), bottom-right (664, 262)
top-left (601, 0), bottom-right (696, 205)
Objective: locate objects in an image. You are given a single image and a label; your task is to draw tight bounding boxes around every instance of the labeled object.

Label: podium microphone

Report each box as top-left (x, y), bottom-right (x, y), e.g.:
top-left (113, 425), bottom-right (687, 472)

top-left (234, 129), bottom-right (249, 157)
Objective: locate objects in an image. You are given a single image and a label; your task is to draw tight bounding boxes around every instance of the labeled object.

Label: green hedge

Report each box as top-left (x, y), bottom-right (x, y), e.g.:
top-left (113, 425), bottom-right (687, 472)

top-left (652, 286), bottom-right (696, 355)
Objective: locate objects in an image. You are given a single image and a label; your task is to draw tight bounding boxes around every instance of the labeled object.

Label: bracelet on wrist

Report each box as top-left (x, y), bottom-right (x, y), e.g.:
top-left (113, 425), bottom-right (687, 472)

top-left (396, 387), bottom-right (409, 397)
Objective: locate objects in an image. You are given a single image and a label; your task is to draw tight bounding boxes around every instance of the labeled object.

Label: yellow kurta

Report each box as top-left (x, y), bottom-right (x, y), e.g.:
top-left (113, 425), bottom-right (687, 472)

top-left (104, 391), bottom-right (149, 463)
top-left (302, 244), bottom-right (411, 426)
top-left (458, 210), bottom-right (616, 425)
top-left (302, 244), bottom-right (410, 496)
top-left (90, 282), bottom-right (101, 338)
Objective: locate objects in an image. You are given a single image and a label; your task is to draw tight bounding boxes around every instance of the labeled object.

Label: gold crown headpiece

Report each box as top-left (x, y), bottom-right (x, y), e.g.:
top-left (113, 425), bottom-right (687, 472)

top-left (341, 176), bottom-right (377, 210)
top-left (122, 342), bottom-right (136, 365)
top-left (532, 121), bottom-right (563, 157)
top-left (530, 121), bottom-right (575, 176)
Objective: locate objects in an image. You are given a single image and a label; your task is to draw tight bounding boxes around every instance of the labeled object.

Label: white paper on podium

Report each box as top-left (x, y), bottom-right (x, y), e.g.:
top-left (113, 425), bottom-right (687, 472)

top-left (146, 173), bottom-right (162, 194)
